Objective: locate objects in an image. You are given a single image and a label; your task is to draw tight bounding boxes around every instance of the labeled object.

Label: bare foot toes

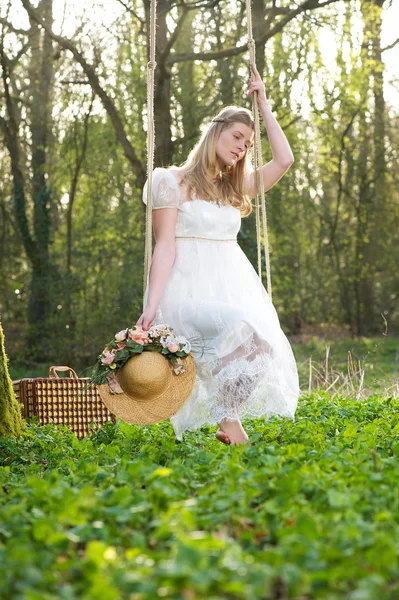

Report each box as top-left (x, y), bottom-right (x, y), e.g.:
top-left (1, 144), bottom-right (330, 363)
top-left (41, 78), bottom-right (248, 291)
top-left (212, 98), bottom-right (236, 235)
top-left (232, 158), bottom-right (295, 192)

top-left (216, 429), bottom-right (231, 445)
top-left (219, 419), bottom-right (249, 445)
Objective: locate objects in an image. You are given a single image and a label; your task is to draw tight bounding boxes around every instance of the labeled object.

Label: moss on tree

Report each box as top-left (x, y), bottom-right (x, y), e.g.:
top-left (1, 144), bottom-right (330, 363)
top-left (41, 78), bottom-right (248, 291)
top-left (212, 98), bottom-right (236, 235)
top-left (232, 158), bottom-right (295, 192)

top-left (0, 321), bottom-right (25, 437)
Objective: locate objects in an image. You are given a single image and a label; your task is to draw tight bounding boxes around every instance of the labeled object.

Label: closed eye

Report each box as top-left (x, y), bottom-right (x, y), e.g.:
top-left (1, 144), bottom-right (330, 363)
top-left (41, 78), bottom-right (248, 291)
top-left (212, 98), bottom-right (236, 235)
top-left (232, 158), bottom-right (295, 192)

top-left (234, 134), bottom-right (250, 149)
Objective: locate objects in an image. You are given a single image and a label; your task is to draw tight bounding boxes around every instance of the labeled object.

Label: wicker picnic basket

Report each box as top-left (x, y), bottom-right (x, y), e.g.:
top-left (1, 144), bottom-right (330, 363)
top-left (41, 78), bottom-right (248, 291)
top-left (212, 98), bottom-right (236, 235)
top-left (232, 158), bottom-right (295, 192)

top-left (13, 366), bottom-right (116, 439)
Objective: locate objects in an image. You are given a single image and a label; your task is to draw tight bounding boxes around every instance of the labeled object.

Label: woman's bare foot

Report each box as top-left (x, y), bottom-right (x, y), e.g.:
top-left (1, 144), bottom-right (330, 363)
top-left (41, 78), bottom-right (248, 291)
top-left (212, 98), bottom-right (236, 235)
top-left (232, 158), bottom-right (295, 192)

top-left (218, 418), bottom-right (249, 445)
top-left (216, 429), bottom-right (231, 445)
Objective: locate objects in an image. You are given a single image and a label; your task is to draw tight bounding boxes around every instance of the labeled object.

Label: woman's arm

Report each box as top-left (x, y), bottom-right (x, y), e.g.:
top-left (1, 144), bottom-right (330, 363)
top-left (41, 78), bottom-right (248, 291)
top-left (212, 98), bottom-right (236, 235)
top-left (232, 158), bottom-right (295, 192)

top-left (247, 63), bottom-right (294, 198)
top-left (136, 208), bottom-right (178, 331)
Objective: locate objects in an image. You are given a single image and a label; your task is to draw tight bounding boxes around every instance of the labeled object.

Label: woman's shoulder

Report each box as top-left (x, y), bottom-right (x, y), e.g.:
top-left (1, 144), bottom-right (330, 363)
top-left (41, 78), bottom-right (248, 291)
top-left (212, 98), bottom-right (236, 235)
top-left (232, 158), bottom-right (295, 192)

top-left (152, 165), bottom-right (181, 175)
top-left (143, 167), bottom-right (182, 208)
top-left (151, 166), bottom-right (182, 185)
top-left (162, 166), bottom-right (182, 183)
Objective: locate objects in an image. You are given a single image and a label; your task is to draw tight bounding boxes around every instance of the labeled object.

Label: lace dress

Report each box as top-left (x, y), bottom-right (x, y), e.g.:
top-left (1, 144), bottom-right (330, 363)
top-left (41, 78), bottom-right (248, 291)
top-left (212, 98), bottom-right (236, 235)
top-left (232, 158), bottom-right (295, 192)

top-left (143, 167), bottom-right (299, 440)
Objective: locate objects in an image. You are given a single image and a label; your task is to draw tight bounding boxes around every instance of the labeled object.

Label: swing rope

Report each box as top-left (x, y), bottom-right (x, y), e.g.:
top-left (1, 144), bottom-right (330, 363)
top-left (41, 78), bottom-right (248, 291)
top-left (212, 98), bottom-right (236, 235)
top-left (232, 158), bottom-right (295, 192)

top-left (143, 0), bottom-right (272, 304)
top-left (143, 0), bottom-right (157, 300)
top-left (246, 0), bottom-right (272, 299)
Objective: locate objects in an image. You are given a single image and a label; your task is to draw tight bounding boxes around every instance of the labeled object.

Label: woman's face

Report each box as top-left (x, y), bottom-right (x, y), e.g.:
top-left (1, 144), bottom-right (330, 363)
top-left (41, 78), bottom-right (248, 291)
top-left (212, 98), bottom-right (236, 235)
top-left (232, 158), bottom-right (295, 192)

top-left (215, 121), bottom-right (254, 169)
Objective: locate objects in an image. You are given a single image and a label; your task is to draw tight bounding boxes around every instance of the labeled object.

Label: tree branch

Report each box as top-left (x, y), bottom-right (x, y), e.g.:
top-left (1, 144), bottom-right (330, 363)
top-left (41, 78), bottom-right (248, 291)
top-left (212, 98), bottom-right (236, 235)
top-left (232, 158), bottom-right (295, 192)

top-left (66, 93), bottom-right (94, 274)
top-left (167, 0), bottom-right (342, 64)
top-left (158, 6), bottom-right (190, 68)
top-left (59, 79), bottom-right (91, 85)
top-left (20, 0), bottom-right (144, 177)
top-left (171, 0), bottom-right (221, 11)
top-left (382, 37), bottom-right (399, 53)
top-left (116, 0), bottom-right (145, 24)
top-left (0, 52), bottom-right (36, 262)
top-left (327, 108), bottom-right (360, 246)
top-left (1, 40), bottom-right (31, 72)
top-left (0, 17), bottom-right (30, 36)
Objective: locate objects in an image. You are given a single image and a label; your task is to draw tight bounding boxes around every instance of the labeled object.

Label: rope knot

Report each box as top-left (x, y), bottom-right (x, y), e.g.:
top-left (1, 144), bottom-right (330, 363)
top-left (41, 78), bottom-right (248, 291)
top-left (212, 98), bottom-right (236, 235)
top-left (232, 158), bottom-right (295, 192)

top-left (147, 61), bottom-right (157, 70)
top-left (247, 38), bottom-right (255, 49)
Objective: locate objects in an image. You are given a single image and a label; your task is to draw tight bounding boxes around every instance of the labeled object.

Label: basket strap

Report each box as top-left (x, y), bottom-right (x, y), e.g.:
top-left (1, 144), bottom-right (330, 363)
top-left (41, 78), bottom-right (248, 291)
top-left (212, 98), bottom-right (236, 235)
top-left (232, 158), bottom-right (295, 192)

top-left (48, 366), bottom-right (79, 379)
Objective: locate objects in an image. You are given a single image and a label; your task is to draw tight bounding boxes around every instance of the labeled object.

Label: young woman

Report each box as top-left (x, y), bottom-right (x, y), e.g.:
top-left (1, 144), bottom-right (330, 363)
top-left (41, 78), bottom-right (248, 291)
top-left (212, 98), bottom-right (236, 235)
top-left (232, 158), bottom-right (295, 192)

top-left (136, 64), bottom-right (299, 445)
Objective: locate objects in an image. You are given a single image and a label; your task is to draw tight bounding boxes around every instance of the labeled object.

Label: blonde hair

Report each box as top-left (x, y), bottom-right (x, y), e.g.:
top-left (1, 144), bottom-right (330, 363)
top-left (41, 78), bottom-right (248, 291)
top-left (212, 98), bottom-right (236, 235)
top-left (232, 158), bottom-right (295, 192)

top-left (171, 106), bottom-right (254, 217)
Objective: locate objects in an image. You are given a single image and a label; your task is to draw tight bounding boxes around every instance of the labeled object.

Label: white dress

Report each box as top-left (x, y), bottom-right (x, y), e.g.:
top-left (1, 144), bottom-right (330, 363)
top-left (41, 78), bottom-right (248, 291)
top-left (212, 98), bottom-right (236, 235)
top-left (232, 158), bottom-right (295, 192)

top-left (143, 167), bottom-right (299, 440)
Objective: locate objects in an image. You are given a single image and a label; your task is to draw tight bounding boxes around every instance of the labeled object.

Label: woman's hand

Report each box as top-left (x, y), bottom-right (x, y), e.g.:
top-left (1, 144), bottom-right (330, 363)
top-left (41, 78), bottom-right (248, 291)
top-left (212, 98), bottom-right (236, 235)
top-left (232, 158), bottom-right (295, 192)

top-left (247, 63), bottom-right (270, 109)
top-left (135, 305), bottom-right (158, 331)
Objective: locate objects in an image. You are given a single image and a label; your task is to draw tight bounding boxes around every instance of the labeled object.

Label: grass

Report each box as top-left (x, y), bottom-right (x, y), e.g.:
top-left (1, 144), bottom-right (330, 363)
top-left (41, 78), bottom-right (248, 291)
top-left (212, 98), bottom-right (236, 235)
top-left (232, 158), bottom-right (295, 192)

top-left (292, 335), bottom-right (399, 397)
top-left (1, 395), bottom-right (399, 599)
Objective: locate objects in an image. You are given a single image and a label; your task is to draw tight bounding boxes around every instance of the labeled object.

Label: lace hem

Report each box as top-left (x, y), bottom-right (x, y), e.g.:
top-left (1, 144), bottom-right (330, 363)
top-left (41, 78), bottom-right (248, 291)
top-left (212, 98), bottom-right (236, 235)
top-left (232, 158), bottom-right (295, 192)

top-left (170, 349), bottom-right (299, 441)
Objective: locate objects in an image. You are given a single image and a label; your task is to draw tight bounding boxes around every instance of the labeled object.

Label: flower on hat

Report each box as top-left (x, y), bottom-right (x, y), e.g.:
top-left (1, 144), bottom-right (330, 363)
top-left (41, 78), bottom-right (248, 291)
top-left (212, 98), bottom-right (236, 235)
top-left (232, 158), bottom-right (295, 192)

top-left (173, 336), bottom-right (191, 354)
top-left (101, 351), bottom-right (115, 365)
top-left (160, 335), bottom-right (173, 348)
top-left (128, 327), bottom-right (149, 345)
top-left (90, 322), bottom-right (192, 386)
top-left (115, 329), bottom-right (127, 342)
top-left (167, 343), bottom-right (179, 353)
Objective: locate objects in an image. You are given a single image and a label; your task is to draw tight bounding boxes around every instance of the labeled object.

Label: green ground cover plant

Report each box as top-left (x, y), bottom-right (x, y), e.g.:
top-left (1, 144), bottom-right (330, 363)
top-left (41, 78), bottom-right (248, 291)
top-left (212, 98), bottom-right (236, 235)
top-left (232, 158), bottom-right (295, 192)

top-left (1, 394), bottom-right (399, 599)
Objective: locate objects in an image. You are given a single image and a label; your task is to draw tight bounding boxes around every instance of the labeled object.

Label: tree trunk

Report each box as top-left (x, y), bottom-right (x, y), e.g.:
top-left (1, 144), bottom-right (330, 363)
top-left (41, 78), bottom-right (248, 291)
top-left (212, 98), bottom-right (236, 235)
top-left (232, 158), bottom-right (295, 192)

top-left (213, 5), bottom-right (234, 106)
top-left (0, 0), bottom-right (61, 356)
top-left (354, 0), bottom-right (378, 335)
top-left (253, 0), bottom-right (266, 76)
top-left (372, 0), bottom-right (386, 268)
top-left (174, 8), bottom-right (201, 160)
top-left (144, 0), bottom-right (174, 167)
top-left (24, 0), bottom-right (59, 350)
top-left (0, 321), bottom-right (25, 438)
top-left (353, 0), bottom-right (386, 334)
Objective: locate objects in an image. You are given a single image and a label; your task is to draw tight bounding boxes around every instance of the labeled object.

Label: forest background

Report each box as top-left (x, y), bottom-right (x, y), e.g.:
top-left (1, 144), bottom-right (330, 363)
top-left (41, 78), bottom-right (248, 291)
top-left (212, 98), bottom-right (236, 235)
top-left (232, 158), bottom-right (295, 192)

top-left (0, 0), bottom-right (398, 377)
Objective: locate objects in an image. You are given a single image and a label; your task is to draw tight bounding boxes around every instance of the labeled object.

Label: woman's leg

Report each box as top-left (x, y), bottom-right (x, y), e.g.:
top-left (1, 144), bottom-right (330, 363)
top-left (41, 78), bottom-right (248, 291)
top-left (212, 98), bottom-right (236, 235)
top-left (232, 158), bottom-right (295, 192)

top-left (213, 332), bottom-right (272, 445)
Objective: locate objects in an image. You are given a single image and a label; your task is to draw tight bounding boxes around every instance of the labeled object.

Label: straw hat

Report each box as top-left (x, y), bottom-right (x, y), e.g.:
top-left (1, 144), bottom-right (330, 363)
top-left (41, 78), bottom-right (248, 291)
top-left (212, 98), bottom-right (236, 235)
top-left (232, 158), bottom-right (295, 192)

top-left (97, 351), bottom-right (196, 425)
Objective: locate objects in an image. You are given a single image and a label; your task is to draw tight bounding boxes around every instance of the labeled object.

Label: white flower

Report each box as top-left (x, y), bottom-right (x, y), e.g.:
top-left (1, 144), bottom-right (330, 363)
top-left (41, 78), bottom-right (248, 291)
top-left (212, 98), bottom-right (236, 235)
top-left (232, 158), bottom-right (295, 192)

top-left (172, 335), bottom-right (191, 353)
top-left (150, 323), bottom-right (169, 333)
top-left (160, 334), bottom-right (190, 352)
top-left (159, 335), bottom-right (174, 349)
top-left (158, 331), bottom-right (190, 352)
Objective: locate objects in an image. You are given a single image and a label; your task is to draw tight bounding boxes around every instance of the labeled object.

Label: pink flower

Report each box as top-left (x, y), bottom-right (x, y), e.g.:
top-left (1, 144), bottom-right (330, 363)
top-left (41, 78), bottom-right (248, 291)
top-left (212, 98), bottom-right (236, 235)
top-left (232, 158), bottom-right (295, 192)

top-left (101, 352), bottom-right (115, 365)
top-left (117, 342), bottom-right (127, 350)
top-left (128, 327), bottom-right (149, 345)
top-left (115, 329), bottom-right (127, 342)
top-left (167, 343), bottom-right (179, 353)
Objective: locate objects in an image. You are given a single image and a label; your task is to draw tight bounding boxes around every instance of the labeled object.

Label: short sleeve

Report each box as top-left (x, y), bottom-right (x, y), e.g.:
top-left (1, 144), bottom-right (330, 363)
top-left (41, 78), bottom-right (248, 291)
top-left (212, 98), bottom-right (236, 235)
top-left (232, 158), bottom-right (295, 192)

top-left (142, 167), bottom-right (181, 209)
